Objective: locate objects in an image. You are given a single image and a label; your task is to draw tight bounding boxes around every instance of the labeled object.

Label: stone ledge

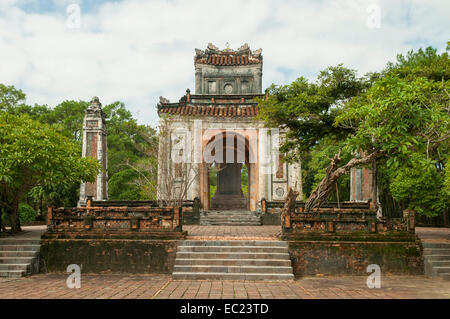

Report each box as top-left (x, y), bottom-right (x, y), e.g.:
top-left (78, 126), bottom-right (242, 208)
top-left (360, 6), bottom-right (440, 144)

top-left (40, 239), bottom-right (179, 273)
top-left (288, 240), bottom-right (424, 277)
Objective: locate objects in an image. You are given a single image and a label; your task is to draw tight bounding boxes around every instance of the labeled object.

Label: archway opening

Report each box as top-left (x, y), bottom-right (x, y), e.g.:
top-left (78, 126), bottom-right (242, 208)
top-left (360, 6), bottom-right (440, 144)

top-left (203, 131), bottom-right (254, 210)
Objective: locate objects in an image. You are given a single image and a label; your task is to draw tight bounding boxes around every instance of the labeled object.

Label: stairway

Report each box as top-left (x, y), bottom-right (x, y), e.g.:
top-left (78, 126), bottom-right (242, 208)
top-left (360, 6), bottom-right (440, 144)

top-left (423, 242), bottom-right (450, 281)
top-left (0, 238), bottom-right (41, 278)
top-left (200, 210), bottom-right (261, 226)
top-left (172, 240), bottom-right (294, 280)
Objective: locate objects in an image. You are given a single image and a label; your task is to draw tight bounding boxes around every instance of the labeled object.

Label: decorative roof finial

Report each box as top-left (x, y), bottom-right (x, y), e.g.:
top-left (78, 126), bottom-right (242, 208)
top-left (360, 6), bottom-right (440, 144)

top-left (88, 96), bottom-right (102, 109)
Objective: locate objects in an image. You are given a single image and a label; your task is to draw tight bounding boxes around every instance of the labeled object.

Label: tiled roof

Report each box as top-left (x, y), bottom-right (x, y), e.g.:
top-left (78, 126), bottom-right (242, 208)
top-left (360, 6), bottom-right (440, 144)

top-left (195, 43), bottom-right (262, 66)
top-left (196, 54), bottom-right (261, 66)
top-left (158, 104), bottom-right (259, 117)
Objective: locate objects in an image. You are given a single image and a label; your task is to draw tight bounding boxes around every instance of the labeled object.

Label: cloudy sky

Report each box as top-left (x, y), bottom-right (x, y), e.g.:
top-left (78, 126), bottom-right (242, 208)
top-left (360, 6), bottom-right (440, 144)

top-left (0, 0), bottom-right (448, 126)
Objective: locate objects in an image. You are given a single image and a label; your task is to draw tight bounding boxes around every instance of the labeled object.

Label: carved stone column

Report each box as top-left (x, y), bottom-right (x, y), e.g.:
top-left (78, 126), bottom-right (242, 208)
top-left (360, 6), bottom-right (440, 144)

top-left (195, 67), bottom-right (202, 94)
top-left (78, 97), bottom-right (108, 206)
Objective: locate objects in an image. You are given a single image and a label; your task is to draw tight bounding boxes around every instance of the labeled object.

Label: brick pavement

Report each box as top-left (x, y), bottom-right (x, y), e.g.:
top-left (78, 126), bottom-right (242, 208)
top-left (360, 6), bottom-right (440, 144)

top-left (416, 227), bottom-right (450, 243)
top-left (1, 274), bottom-right (449, 299)
top-left (184, 225), bottom-right (281, 240)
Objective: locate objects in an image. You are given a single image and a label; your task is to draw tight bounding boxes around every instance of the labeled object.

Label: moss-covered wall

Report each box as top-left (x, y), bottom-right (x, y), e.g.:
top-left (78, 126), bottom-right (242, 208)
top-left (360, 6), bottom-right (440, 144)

top-left (40, 239), bottom-right (179, 273)
top-left (288, 240), bottom-right (424, 277)
top-left (261, 212), bottom-right (281, 225)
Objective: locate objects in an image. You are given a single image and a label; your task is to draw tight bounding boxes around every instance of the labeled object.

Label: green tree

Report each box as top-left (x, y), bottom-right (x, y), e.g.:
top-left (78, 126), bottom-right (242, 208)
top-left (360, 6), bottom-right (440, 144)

top-left (0, 113), bottom-right (100, 233)
top-left (336, 72), bottom-right (449, 216)
top-left (258, 46), bottom-right (449, 215)
top-left (257, 65), bottom-right (370, 161)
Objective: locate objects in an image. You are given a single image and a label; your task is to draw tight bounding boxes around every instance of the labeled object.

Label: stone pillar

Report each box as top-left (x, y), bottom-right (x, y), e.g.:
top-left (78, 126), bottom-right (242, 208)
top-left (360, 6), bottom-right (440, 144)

top-left (195, 67), bottom-right (202, 94)
top-left (258, 128), bottom-right (269, 201)
top-left (78, 96), bottom-right (108, 206)
top-left (288, 162), bottom-right (303, 200)
top-left (350, 166), bottom-right (373, 202)
top-left (253, 68), bottom-right (263, 94)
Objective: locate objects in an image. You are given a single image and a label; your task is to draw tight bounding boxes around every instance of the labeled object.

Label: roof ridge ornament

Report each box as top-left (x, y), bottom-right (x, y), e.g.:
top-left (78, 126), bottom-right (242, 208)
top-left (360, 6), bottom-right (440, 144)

top-left (86, 96), bottom-right (104, 119)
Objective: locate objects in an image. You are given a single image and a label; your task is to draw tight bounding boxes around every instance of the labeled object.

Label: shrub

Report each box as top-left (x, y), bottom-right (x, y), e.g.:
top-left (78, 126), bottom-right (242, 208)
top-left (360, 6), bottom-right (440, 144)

top-left (1, 203), bottom-right (37, 224)
top-left (18, 203), bottom-right (37, 223)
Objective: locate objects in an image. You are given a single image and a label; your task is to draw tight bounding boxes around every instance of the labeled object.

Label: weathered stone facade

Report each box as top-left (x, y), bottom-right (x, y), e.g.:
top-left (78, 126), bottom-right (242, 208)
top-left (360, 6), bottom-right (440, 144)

top-left (350, 165), bottom-right (374, 202)
top-left (41, 203), bottom-right (185, 273)
top-left (157, 44), bottom-right (302, 211)
top-left (78, 97), bottom-right (108, 206)
top-left (194, 43), bottom-right (263, 95)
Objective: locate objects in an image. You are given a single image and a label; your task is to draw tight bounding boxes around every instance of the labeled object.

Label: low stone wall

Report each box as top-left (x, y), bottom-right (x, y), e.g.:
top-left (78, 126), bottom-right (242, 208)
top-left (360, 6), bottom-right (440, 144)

top-left (88, 198), bottom-right (201, 225)
top-left (40, 239), bottom-right (179, 273)
top-left (46, 206), bottom-right (185, 237)
top-left (41, 204), bottom-right (185, 273)
top-left (288, 240), bottom-right (423, 277)
top-left (261, 212), bottom-right (281, 225)
top-left (283, 208), bottom-right (422, 276)
top-left (260, 199), bottom-right (371, 214)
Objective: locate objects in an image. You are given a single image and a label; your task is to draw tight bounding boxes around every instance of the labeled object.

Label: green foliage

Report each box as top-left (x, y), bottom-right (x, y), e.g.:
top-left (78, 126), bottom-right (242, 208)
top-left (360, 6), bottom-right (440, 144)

top-left (0, 84), bottom-right (159, 206)
top-left (257, 65), bottom-right (369, 161)
top-left (0, 112), bottom-right (101, 231)
top-left (0, 112), bottom-right (100, 232)
top-left (258, 45), bottom-right (449, 217)
top-left (18, 203), bottom-right (37, 223)
top-left (1, 203), bottom-right (37, 224)
top-left (303, 138), bottom-right (352, 200)
top-left (103, 102), bottom-right (156, 177)
top-left (389, 155), bottom-right (448, 216)
top-left (108, 169), bottom-right (147, 200)
top-left (0, 84), bottom-right (26, 111)
top-left (335, 46), bottom-right (449, 216)
top-left (0, 113), bottom-right (100, 188)
top-left (241, 165), bottom-right (248, 197)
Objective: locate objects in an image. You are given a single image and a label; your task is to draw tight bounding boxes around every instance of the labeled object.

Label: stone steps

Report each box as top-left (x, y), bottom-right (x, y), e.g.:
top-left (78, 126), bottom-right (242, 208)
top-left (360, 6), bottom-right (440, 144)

top-left (176, 252), bottom-right (290, 259)
top-left (200, 210), bottom-right (261, 226)
top-left (0, 263), bottom-right (31, 271)
top-left (422, 242), bottom-right (450, 281)
top-left (0, 239), bottom-right (40, 278)
top-left (175, 258), bottom-right (292, 266)
top-left (172, 240), bottom-right (294, 281)
top-left (174, 265), bottom-right (293, 274)
top-left (172, 272), bottom-right (294, 281)
top-left (181, 240), bottom-right (287, 247)
top-left (177, 246), bottom-right (287, 253)
top-left (0, 251), bottom-right (38, 257)
top-left (0, 270), bottom-right (27, 278)
top-left (0, 245), bottom-right (41, 251)
top-left (424, 248), bottom-right (450, 255)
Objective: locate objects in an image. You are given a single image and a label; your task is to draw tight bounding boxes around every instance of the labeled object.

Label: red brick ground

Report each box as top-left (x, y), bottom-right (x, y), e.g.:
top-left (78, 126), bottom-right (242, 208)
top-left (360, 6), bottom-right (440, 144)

top-left (184, 225), bottom-right (280, 240)
top-left (416, 227), bottom-right (450, 243)
top-left (1, 274), bottom-right (449, 299)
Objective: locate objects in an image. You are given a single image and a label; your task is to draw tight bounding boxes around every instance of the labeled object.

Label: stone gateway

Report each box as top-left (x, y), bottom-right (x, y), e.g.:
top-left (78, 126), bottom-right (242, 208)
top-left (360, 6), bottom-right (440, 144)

top-left (156, 43), bottom-right (303, 211)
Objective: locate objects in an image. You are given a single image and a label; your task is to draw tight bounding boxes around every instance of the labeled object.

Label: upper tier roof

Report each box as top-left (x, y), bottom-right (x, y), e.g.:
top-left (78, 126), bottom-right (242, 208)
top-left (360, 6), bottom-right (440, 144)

top-left (157, 92), bottom-right (265, 118)
top-left (194, 43), bottom-right (262, 66)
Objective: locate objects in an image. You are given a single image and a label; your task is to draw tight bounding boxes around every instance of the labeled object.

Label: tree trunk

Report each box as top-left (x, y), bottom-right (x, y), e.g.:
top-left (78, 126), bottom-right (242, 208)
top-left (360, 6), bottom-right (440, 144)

top-left (8, 200), bottom-right (21, 234)
top-left (372, 158), bottom-right (378, 210)
top-left (304, 151), bottom-right (379, 213)
top-left (281, 187), bottom-right (299, 216)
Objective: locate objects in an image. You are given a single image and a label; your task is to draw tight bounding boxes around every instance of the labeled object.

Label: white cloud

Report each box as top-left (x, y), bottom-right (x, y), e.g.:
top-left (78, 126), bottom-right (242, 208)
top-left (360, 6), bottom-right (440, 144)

top-left (0, 0), bottom-right (448, 126)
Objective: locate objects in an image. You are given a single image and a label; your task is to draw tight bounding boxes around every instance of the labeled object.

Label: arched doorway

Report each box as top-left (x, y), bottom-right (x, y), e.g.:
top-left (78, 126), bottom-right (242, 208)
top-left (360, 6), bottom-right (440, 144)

top-left (199, 130), bottom-right (258, 211)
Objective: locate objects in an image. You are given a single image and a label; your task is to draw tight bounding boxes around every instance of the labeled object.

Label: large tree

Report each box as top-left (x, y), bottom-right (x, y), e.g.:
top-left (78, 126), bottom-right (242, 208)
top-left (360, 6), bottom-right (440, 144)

top-left (0, 113), bottom-right (100, 233)
top-left (259, 46), bottom-right (449, 215)
top-left (335, 48), bottom-right (449, 216)
top-left (257, 64), bottom-right (371, 161)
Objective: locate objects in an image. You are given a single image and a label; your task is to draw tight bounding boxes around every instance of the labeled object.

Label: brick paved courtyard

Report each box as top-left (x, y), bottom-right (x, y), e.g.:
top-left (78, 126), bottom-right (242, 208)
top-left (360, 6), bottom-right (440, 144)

top-left (1, 274), bottom-right (449, 299)
top-left (184, 225), bottom-right (281, 240)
